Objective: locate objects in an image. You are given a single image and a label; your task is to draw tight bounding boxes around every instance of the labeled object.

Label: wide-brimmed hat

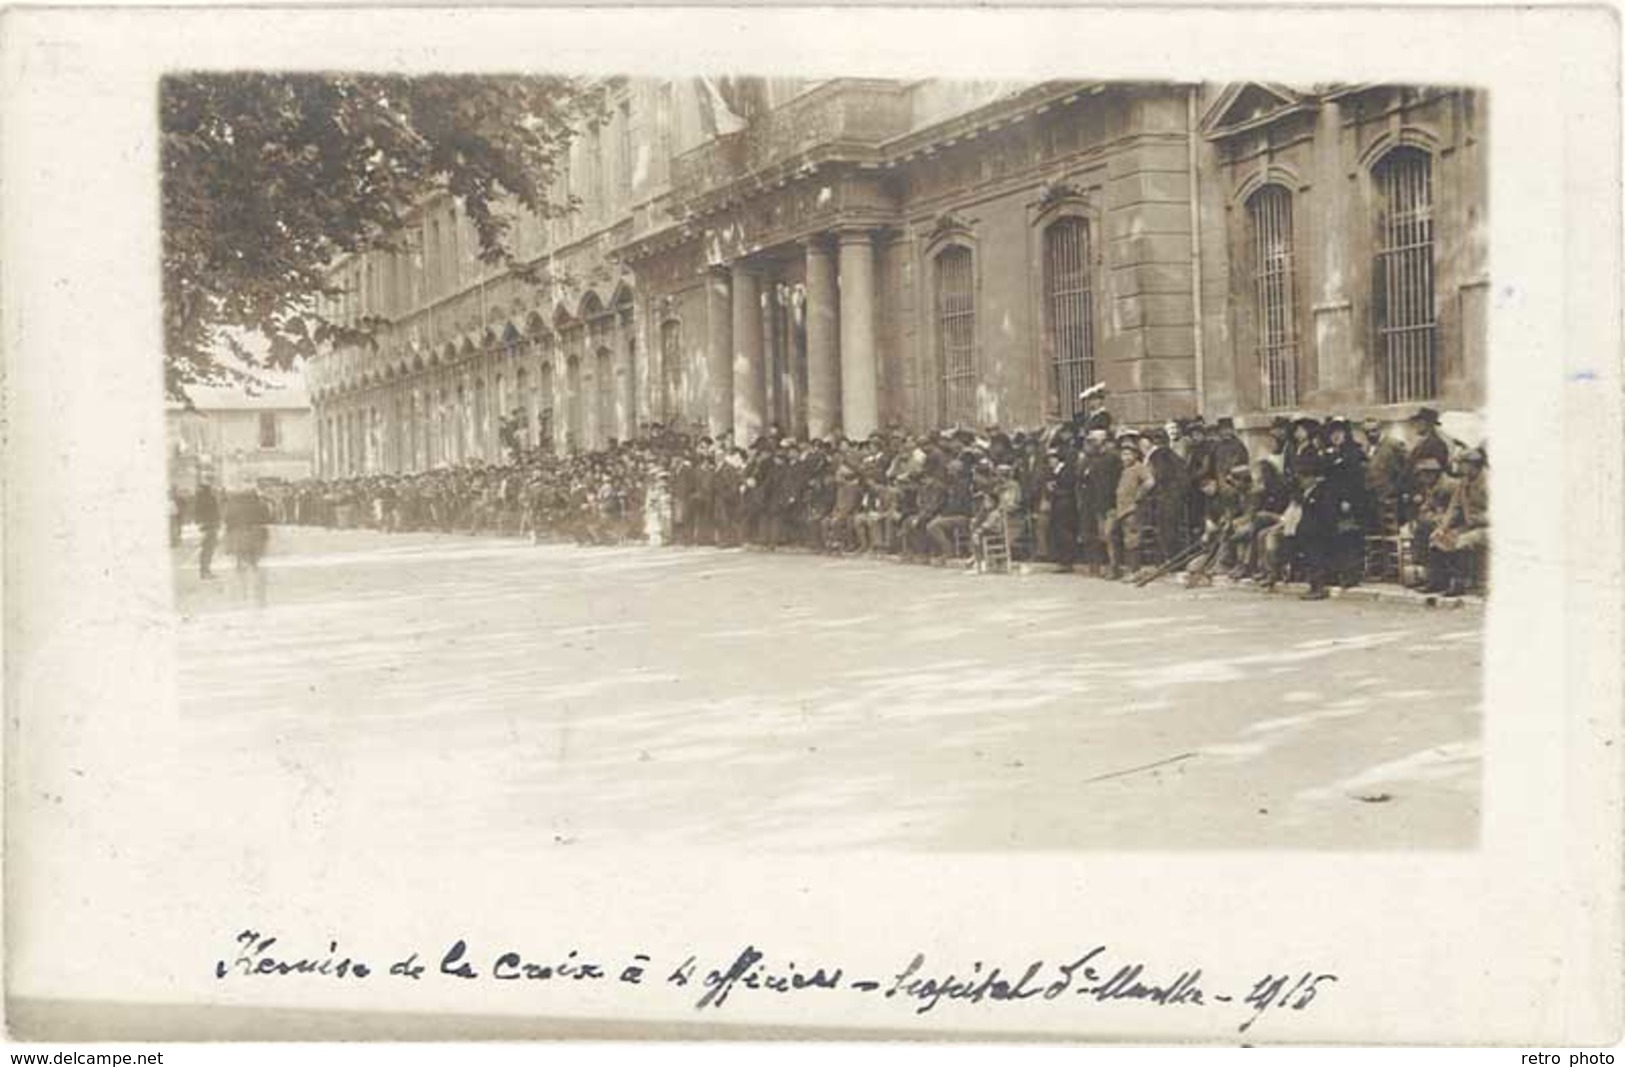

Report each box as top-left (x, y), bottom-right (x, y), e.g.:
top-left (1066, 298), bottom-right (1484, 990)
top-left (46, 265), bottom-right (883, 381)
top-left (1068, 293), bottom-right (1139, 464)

top-left (1410, 406), bottom-right (1441, 426)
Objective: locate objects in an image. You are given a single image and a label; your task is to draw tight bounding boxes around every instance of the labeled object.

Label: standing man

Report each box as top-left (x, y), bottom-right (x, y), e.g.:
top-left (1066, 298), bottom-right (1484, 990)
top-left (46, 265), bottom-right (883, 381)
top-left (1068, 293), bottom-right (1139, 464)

top-left (1106, 435), bottom-right (1150, 581)
top-left (1406, 406), bottom-right (1451, 477)
top-left (193, 480), bottom-right (221, 580)
top-left (1077, 429), bottom-right (1120, 576)
top-left (1045, 437), bottom-right (1080, 572)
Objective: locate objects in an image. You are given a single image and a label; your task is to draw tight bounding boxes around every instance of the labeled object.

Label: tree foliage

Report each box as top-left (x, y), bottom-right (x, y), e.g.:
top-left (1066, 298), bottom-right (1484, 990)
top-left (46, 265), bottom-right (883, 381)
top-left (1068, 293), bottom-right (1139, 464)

top-left (161, 73), bottom-right (603, 401)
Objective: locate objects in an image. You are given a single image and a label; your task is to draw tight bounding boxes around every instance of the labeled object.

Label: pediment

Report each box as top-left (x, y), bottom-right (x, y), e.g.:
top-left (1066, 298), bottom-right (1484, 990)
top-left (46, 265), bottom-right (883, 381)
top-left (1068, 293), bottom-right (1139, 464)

top-left (1201, 83), bottom-right (1315, 141)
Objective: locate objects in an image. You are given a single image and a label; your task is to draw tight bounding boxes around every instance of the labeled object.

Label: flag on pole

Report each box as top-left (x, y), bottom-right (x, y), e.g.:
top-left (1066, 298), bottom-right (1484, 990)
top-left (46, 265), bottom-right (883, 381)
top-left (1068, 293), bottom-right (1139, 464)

top-left (694, 76), bottom-right (747, 137)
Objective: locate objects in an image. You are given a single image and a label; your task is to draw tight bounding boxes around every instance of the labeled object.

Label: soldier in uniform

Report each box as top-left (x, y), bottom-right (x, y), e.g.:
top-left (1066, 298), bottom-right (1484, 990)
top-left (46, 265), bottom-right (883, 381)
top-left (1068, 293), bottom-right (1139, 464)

top-left (1428, 446), bottom-right (1489, 596)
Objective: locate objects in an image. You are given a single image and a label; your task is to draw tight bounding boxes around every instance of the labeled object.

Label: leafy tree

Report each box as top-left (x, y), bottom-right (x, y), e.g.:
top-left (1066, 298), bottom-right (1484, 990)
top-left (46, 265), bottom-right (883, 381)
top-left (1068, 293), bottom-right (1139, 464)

top-left (161, 73), bottom-right (603, 401)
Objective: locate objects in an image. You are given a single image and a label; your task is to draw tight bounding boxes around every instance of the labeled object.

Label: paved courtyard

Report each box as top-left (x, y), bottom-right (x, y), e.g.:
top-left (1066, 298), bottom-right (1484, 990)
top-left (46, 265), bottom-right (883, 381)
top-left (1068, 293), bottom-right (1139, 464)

top-left (173, 526), bottom-right (1483, 852)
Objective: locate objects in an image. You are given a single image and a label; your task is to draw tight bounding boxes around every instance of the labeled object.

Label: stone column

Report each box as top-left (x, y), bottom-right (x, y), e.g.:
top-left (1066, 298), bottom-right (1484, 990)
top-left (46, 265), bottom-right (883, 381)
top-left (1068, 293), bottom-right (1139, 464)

top-left (805, 236), bottom-right (841, 439)
top-left (705, 268), bottom-right (734, 439)
top-left (837, 229), bottom-right (878, 439)
top-left (731, 262), bottom-right (766, 444)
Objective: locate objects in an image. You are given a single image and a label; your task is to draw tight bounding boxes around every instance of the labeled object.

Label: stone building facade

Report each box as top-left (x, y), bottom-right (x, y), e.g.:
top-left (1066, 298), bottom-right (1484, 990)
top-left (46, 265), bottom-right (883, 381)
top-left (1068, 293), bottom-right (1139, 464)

top-left (305, 78), bottom-right (1487, 477)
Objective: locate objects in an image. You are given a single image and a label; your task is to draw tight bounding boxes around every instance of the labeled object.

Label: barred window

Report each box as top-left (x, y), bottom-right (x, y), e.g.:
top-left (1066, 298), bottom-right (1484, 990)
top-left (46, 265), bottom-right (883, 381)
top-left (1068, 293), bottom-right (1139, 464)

top-left (661, 318), bottom-right (683, 420)
top-left (935, 245), bottom-right (977, 426)
top-left (1249, 185), bottom-right (1299, 409)
top-left (1044, 217), bottom-right (1097, 419)
top-left (1373, 147), bottom-right (1437, 402)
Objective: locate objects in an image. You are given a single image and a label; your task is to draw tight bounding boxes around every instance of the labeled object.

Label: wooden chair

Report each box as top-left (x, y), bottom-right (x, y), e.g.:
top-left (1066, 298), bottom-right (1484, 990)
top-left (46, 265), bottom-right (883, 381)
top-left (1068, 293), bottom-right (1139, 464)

top-left (978, 518), bottom-right (1014, 574)
top-left (1364, 500), bottom-right (1407, 583)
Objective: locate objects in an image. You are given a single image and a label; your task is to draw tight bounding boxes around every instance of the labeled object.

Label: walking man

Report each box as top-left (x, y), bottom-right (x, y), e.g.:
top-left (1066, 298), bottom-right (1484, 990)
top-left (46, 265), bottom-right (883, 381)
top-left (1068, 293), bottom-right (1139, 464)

top-left (194, 481), bottom-right (221, 579)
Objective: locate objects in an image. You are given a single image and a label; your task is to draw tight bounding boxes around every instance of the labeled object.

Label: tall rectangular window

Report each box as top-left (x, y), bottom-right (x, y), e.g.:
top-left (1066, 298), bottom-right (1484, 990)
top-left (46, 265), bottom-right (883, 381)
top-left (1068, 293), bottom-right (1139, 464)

top-left (587, 128), bottom-right (605, 216)
top-left (935, 246), bottom-right (978, 426)
top-left (1044, 217), bottom-right (1097, 419)
top-left (660, 319), bottom-right (683, 421)
top-left (1249, 185), bottom-right (1299, 409)
top-left (656, 82), bottom-right (674, 182)
top-left (258, 412), bottom-right (278, 450)
top-left (1373, 147), bottom-right (1437, 402)
top-left (618, 101), bottom-right (633, 201)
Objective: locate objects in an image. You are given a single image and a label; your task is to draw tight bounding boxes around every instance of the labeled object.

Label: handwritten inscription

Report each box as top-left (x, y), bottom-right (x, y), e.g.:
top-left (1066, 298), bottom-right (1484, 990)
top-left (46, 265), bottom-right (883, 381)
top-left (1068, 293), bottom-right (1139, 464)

top-left (215, 930), bottom-right (1336, 1034)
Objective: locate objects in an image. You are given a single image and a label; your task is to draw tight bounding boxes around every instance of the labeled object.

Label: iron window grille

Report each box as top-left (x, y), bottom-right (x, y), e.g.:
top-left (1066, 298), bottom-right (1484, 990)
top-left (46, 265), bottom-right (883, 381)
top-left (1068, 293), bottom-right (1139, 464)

top-left (1249, 185), bottom-right (1300, 409)
top-left (1373, 147), bottom-right (1438, 403)
top-left (1044, 217), bottom-right (1098, 419)
top-left (935, 245), bottom-right (978, 427)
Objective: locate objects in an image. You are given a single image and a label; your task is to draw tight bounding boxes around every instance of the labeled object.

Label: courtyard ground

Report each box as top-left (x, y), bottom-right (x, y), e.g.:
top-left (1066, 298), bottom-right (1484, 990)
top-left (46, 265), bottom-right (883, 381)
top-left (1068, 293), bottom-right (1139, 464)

top-left (173, 525), bottom-right (1483, 851)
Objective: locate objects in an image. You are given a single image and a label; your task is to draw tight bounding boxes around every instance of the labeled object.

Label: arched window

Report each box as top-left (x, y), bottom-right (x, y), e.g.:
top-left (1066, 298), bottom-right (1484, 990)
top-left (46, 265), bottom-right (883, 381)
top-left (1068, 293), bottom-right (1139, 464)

top-left (1248, 185), bottom-right (1299, 409)
top-left (1043, 217), bottom-right (1097, 419)
top-left (934, 244), bottom-right (977, 426)
top-left (1373, 146), bottom-right (1437, 402)
top-left (661, 318), bottom-right (683, 421)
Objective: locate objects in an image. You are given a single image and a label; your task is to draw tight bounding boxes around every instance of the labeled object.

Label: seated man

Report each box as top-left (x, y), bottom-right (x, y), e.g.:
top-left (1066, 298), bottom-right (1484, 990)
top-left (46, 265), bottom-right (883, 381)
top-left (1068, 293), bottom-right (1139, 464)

top-left (1185, 471), bottom-right (1245, 586)
top-left (856, 475), bottom-right (898, 555)
top-left (821, 463), bottom-right (862, 553)
top-left (1427, 447), bottom-right (1489, 596)
top-left (925, 458), bottom-right (976, 564)
top-left (972, 462), bottom-right (1024, 570)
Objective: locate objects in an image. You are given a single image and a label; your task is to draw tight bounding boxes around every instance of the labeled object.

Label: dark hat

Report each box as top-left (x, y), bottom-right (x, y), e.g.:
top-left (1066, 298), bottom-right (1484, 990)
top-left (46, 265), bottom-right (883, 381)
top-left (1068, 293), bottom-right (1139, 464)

top-left (1215, 416), bottom-right (1236, 430)
top-left (1292, 415), bottom-right (1322, 432)
top-left (1269, 415), bottom-right (1292, 434)
top-left (1326, 415), bottom-right (1351, 431)
top-left (1410, 406), bottom-right (1441, 425)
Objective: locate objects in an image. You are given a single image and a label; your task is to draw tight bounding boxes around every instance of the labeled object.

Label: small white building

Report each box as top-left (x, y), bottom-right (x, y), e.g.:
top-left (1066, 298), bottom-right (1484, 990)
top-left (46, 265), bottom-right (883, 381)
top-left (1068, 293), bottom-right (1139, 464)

top-left (167, 382), bottom-right (314, 494)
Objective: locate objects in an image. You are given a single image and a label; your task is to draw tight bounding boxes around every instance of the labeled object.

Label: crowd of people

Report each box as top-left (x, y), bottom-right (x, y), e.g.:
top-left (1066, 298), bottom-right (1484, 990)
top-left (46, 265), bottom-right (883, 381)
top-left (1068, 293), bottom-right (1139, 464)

top-left (261, 397), bottom-right (1490, 600)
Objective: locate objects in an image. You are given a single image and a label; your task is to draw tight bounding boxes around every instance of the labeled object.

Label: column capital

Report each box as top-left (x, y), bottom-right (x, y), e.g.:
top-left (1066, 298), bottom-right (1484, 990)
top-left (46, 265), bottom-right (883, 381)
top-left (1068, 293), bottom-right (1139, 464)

top-left (835, 227), bottom-right (877, 248)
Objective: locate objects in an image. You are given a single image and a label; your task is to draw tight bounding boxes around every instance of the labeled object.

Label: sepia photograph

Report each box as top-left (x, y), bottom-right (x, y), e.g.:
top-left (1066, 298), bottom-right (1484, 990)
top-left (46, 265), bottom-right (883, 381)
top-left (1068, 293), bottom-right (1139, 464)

top-left (165, 74), bottom-right (1488, 853)
top-left (3, 4), bottom-right (1619, 1050)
